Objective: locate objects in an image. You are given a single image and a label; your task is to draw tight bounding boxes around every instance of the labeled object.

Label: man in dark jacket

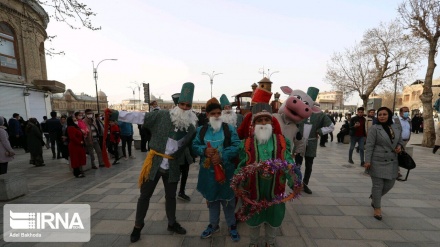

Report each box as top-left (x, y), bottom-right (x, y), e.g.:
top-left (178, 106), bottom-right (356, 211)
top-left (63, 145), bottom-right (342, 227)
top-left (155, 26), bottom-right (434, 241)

top-left (46, 111), bottom-right (62, 159)
top-left (8, 113), bottom-right (22, 148)
top-left (348, 107), bottom-right (366, 166)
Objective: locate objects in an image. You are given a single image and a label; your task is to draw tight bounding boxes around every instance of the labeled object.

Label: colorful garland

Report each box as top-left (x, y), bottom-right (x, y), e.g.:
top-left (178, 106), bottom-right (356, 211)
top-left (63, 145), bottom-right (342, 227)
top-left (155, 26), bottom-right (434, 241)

top-left (230, 159), bottom-right (302, 222)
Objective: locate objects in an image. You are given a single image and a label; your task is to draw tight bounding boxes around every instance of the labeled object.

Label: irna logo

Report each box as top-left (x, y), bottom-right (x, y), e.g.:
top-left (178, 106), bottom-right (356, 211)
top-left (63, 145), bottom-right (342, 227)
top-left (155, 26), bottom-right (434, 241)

top-left (9, 210), bottom-right (84, 230)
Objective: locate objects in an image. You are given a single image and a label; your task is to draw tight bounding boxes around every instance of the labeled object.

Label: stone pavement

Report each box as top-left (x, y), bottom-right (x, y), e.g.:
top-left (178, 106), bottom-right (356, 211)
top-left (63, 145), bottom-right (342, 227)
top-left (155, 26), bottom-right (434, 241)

top-left (0, 121), bottom-right (439, 247)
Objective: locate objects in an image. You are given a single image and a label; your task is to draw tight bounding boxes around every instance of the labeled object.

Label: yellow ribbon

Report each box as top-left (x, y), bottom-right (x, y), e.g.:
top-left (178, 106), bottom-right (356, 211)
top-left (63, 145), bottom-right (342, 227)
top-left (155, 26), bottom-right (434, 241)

top-left (138, 149), bottom-right (173, 187)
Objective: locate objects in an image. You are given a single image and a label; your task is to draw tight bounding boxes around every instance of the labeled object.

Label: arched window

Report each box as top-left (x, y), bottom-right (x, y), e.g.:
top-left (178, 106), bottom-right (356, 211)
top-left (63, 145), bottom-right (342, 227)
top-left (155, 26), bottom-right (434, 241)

top-left (0, 22), bottom-right (20, 75)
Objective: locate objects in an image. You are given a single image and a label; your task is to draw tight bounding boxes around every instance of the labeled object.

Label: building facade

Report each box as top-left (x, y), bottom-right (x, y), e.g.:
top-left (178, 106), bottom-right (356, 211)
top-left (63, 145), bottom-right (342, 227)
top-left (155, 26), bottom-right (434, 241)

top-left (52, 89), bottom-right (108, 115)
top-left (316, 91), bottom-right (344, 111)
top-left (0, 0), bottom-right (65, 122)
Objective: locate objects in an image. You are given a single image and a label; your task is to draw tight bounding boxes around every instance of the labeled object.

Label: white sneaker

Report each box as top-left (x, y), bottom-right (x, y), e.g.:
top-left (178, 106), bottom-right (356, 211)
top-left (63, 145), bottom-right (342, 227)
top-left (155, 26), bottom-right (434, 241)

top-left (130, 156), bottom-right (136, 159)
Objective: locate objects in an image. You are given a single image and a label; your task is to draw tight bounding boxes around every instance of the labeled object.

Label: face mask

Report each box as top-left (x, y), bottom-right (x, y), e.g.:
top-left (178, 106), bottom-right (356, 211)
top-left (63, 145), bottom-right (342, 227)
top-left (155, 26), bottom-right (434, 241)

top-left (87, 114), bottom-right (93, 119)
top-left (74, 121), bottom-right (78, 125)
top-left (403, 112), bottom-right (409, 118)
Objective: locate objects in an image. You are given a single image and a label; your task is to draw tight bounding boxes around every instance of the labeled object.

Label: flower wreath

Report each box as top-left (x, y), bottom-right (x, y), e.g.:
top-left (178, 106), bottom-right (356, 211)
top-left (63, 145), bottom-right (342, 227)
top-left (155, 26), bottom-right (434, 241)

top-left (230, 159), bottom-right (302, 222)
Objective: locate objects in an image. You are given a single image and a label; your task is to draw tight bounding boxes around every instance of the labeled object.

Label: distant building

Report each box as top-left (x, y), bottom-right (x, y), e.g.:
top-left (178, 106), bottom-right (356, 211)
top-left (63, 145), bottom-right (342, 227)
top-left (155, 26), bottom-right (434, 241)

top-left (52, 89), bottom-right (108, 115)
top-left (0, 0), bottom-right (65, 122)
top-left (110, 94), bottom-right (206, 112)
top-left (316, 91), bottom-right (344, 111)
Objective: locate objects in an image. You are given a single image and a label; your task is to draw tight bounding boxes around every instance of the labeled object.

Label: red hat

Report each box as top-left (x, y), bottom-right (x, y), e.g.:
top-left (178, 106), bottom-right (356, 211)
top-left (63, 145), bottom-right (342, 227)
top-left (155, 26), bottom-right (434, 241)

top-left (251, 88), bottom-right (273, 104)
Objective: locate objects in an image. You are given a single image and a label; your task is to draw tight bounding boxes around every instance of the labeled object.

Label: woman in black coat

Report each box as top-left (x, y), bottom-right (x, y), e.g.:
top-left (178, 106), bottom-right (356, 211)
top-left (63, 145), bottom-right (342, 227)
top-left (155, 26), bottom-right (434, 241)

top-left (26, 118), bottom-right (45, 166)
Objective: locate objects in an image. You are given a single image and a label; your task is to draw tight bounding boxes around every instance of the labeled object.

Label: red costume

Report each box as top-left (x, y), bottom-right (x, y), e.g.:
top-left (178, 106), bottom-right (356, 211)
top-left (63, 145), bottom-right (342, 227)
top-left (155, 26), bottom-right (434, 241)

top-left (237, 87), bottom-right (282, 139)
top-left (67, 126), bottom-right (86, 168)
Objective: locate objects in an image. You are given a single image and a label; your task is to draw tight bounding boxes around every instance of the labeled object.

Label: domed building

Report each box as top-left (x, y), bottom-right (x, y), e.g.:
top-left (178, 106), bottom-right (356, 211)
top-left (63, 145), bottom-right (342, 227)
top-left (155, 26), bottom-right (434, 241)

top-left (0, 0), bottom-right (65, 122)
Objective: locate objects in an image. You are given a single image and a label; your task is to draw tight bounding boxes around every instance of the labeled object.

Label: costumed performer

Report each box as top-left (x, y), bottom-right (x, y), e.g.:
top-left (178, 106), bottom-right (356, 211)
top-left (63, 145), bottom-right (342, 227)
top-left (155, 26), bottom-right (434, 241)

top-left (220, 94), bottom-right (243, 128)
top-left (192, 97), bottom-right (241, 242)
top-left (235, 103), bottom-right (302, 247)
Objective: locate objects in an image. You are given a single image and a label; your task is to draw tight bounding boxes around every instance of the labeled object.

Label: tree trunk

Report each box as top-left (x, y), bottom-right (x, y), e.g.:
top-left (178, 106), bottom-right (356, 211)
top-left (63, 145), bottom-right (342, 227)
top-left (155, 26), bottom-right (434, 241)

top-left (360, 94), bottom-right (368, 109)
top-left (420, 43), bottom-right (436, 147)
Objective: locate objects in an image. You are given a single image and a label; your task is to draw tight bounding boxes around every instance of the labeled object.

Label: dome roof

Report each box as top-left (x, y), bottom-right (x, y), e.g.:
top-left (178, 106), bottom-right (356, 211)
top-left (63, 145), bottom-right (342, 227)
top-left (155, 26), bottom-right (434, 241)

top-left (98, 90), bottom-right (107, 97)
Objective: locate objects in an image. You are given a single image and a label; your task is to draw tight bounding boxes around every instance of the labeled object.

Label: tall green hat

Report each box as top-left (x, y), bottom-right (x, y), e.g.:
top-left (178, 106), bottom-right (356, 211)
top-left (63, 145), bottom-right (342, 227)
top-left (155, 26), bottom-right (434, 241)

top-left (171, 93), bottom-right (180, 106)
top-left (307, 87), bottom-right (319, 101)
top-left (178, 82), bottom-right (195, 105)
top-left (219, 94), bottom-right (230, 109)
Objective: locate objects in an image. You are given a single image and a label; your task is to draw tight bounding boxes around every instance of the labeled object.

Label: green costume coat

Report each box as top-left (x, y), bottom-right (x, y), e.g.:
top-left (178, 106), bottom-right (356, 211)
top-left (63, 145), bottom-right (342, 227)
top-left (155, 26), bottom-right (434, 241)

top-left (236, 136), bottom-right (296, 227)
top-left (143, 110), bottom-right (196, 183)
top-left (296, 112), bottom-right (333, 157)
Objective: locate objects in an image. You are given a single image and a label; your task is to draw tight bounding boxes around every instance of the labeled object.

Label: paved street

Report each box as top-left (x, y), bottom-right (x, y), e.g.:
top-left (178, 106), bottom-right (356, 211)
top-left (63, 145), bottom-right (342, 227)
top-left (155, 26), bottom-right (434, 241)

top-left (1, 121), bottom-right (440, 247)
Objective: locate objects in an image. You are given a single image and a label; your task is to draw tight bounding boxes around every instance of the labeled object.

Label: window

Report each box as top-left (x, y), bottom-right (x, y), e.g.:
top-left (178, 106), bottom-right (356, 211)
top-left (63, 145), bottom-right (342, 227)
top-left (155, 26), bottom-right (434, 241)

top-left (0, 22), bottom-right (20, 75)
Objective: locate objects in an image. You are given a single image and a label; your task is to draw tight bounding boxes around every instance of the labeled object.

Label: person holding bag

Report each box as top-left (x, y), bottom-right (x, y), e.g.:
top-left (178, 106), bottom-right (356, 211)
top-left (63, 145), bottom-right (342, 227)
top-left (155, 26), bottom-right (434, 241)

top-left (0, 116), bottom-right (15, 174)
top-left (364, 107), bottom-right (404, 221)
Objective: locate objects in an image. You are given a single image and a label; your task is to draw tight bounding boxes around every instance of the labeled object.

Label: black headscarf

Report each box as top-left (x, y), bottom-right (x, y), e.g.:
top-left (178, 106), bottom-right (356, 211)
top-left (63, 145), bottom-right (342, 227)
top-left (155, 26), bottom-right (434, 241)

top-left (376, 107), bottom-right (394, 140)
top-left (66, 116), bottom-right (80, 130)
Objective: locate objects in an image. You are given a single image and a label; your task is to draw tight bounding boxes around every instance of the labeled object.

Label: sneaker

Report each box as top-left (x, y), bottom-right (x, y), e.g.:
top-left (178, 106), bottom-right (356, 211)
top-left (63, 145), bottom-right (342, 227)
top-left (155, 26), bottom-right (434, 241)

top-left (303, 184), bottom-right (312, 194)
top-left (178, 192), bottom-right (191, 202)
top-left (229, 224), bottom-right (240, 242)
top-left (113, 160), bottom-right (120, 165)
top-left (92, 165), bottom-right (98, 169)
top-left (76, 174), bottom-right (85, 178)
top-left (348, 159), bottom-right (354, 164)
top-left (200, 224), bottom-right (220, 239)
top-left (168, 222), bottom-right (186, 235)
top-left (99, 164), bottom-right (105, 167)
top-left (129, 155), bottom-right (136, 159)
top-left (130, 224), bottom-right (144, 243)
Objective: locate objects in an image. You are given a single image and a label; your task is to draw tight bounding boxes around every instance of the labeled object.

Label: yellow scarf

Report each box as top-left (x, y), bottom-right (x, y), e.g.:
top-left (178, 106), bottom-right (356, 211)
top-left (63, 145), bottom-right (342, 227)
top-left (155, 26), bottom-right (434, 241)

top-left (138, 149), bottom-right (173, 187)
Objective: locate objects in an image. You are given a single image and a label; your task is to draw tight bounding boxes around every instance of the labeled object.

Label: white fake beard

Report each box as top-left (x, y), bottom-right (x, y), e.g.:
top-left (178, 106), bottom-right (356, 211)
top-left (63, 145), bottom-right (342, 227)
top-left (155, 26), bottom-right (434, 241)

top-left (221, 110), bottom-right (237, 126)
top-left (254, 124), bottom-right (273, 144)
top-left (170, 106), bottom-right (197, 131)
top-left (209, 116), bottom-right (223, 133)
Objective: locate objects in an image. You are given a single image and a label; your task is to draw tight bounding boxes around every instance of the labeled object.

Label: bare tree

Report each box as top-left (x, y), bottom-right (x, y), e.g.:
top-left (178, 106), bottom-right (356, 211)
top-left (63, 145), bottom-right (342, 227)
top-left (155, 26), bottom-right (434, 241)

top-left (398, 0), bottom-right (440, 147)
top-left (0, 0), bottom-right (99, 56)
top-left (326, 20), bottom-right (422, 109)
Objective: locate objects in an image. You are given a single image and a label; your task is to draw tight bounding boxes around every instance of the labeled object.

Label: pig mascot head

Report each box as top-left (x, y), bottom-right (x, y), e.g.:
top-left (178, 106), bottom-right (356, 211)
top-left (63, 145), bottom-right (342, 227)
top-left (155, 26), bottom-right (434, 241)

top-left (278, 86), bottom-right (321, 123)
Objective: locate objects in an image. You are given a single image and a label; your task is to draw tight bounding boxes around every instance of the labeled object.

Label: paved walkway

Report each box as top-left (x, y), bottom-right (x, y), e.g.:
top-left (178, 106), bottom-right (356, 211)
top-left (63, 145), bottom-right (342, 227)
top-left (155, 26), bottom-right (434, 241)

top-left (1, 122), bottom-right (439, 247)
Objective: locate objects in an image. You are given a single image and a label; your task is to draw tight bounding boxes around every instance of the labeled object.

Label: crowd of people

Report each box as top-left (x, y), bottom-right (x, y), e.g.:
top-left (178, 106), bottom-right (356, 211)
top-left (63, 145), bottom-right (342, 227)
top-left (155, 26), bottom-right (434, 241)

top-left (1, 81), bottom-right (440, 247)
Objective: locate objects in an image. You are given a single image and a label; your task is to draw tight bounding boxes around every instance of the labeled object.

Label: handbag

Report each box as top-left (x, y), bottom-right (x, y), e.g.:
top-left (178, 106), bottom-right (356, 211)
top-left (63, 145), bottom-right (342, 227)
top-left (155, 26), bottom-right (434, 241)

top-left (397, 150), bottom-right (416, 181)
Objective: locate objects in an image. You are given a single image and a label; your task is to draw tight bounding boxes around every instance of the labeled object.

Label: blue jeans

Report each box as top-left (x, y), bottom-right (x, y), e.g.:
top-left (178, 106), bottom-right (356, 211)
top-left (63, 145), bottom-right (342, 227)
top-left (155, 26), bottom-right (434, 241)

top-left (208, 199), bottom-right (236, 227)
top-left (349, 136), bottom-right (365, 163)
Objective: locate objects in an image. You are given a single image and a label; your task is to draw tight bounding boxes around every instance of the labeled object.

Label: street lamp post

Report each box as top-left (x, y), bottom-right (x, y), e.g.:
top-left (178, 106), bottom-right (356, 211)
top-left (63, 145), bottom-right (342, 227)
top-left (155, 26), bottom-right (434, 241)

top-left (127, 86), bottom-right (136, 111)
top-left (392, 62), bottom-right (400, 115)
top-left (93, 58), bottom-right (117, 114)
top-left (202, 71), bottom-right (222, 98)
top-left (131, 81), bottom-right (142, 111)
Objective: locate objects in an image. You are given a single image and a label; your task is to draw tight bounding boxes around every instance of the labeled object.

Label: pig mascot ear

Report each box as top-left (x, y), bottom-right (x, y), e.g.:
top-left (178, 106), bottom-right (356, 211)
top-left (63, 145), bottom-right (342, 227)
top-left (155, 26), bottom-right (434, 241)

top-left (281, 86), bottom-right (293, 95)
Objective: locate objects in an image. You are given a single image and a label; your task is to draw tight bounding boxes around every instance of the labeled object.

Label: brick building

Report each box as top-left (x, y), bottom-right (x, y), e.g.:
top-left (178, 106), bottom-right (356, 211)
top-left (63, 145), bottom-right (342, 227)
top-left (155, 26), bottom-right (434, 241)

top-left (0, 0), bottom-right (65, 122)
top-left (51, 89), bottom-right (108, 116)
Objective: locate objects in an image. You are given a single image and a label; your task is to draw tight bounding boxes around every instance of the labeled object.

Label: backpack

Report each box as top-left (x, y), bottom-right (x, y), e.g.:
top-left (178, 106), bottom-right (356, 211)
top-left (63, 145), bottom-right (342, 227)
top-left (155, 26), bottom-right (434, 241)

top-left (199, 123), bottom-right (231, 148)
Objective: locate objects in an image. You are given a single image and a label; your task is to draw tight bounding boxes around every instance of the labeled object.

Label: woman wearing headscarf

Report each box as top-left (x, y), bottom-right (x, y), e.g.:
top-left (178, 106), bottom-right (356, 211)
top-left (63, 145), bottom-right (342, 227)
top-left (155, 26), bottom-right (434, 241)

top-left (0, 116), bottom-right (15, 174)
top-left (67, 116), bottom-right (86, 178)
top-left (364, 107), bottom-right (404, 220)
top-left (26, 118), bottom-right (45, 167)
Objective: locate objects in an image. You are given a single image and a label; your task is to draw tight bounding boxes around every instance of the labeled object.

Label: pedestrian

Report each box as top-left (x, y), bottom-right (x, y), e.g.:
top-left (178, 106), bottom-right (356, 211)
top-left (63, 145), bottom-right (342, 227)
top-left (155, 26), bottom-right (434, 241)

top-left (295, 88), bottom-right (334, 194)
top-left (127, 82), bottom-right (198, 243)
top-left (138, 124), bottom-right (147, 152)
top-left (364, 107), bottom-right (403, 221)
top-left (118, 120), bottom-right (135, 160)
top-left (95, 113), bottom-right (105, 150)
top-left (7, 113), bottom-right (22, 148)
top-left (108, 120), bottom-right (121, 165)
top-left (46, 111), bottom-right (62, 159)
top-left (0, 116), bottom-right (15, 174)
top-left (60, 115), bottom-right (69, 164)
top-left (26, 118), bottom-right (45, 167)
top-left (41, 116), bottom-right (51, 149)
top-left (433, 121), bottom-right (440, 154)
top-left (192, 97), bottom-right (241, 241)
top-left (337, 119), bottom-right (350, 143)
top-left (393, 106), bottom-right (411, 180)
top-left (348, 107), bottom-right (367, 166)
top-left (339, 112), bottom-right (343, 122)
top-left (365, 109), bottom-right (377, 135)
top-left (67, 116), bottom-right (86, 178)
top-left (84, 109), bottom-right (104, 168)
top-left (411, 113), bottom-right (422, 134)
top-left (235, 103), bottom-right (302, 247)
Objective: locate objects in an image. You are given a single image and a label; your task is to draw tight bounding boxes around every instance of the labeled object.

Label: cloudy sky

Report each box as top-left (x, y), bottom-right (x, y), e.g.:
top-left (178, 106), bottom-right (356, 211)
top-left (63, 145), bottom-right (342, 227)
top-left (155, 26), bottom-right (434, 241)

top-left (44, 0), bottom-right (438, 106)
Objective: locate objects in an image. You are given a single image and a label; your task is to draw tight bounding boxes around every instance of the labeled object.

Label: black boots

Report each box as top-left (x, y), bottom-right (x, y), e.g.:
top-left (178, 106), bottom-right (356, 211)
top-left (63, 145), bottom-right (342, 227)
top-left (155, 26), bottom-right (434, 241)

top-left (130, 223), bottom-right (144, 243)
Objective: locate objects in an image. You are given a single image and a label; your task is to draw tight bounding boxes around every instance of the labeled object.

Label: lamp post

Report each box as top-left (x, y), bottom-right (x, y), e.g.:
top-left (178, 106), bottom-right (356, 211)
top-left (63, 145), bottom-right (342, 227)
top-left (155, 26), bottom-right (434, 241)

top-left (392, 62), bottom-right (400, 115)
top-left (202, 71), bottom-right (222, 98)
top-left (131, 81), bottom-right (142, 110)
top-left (93, 59), bottom-right (117, 114)
top-left (127, 86), bottom-right (136, 111)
